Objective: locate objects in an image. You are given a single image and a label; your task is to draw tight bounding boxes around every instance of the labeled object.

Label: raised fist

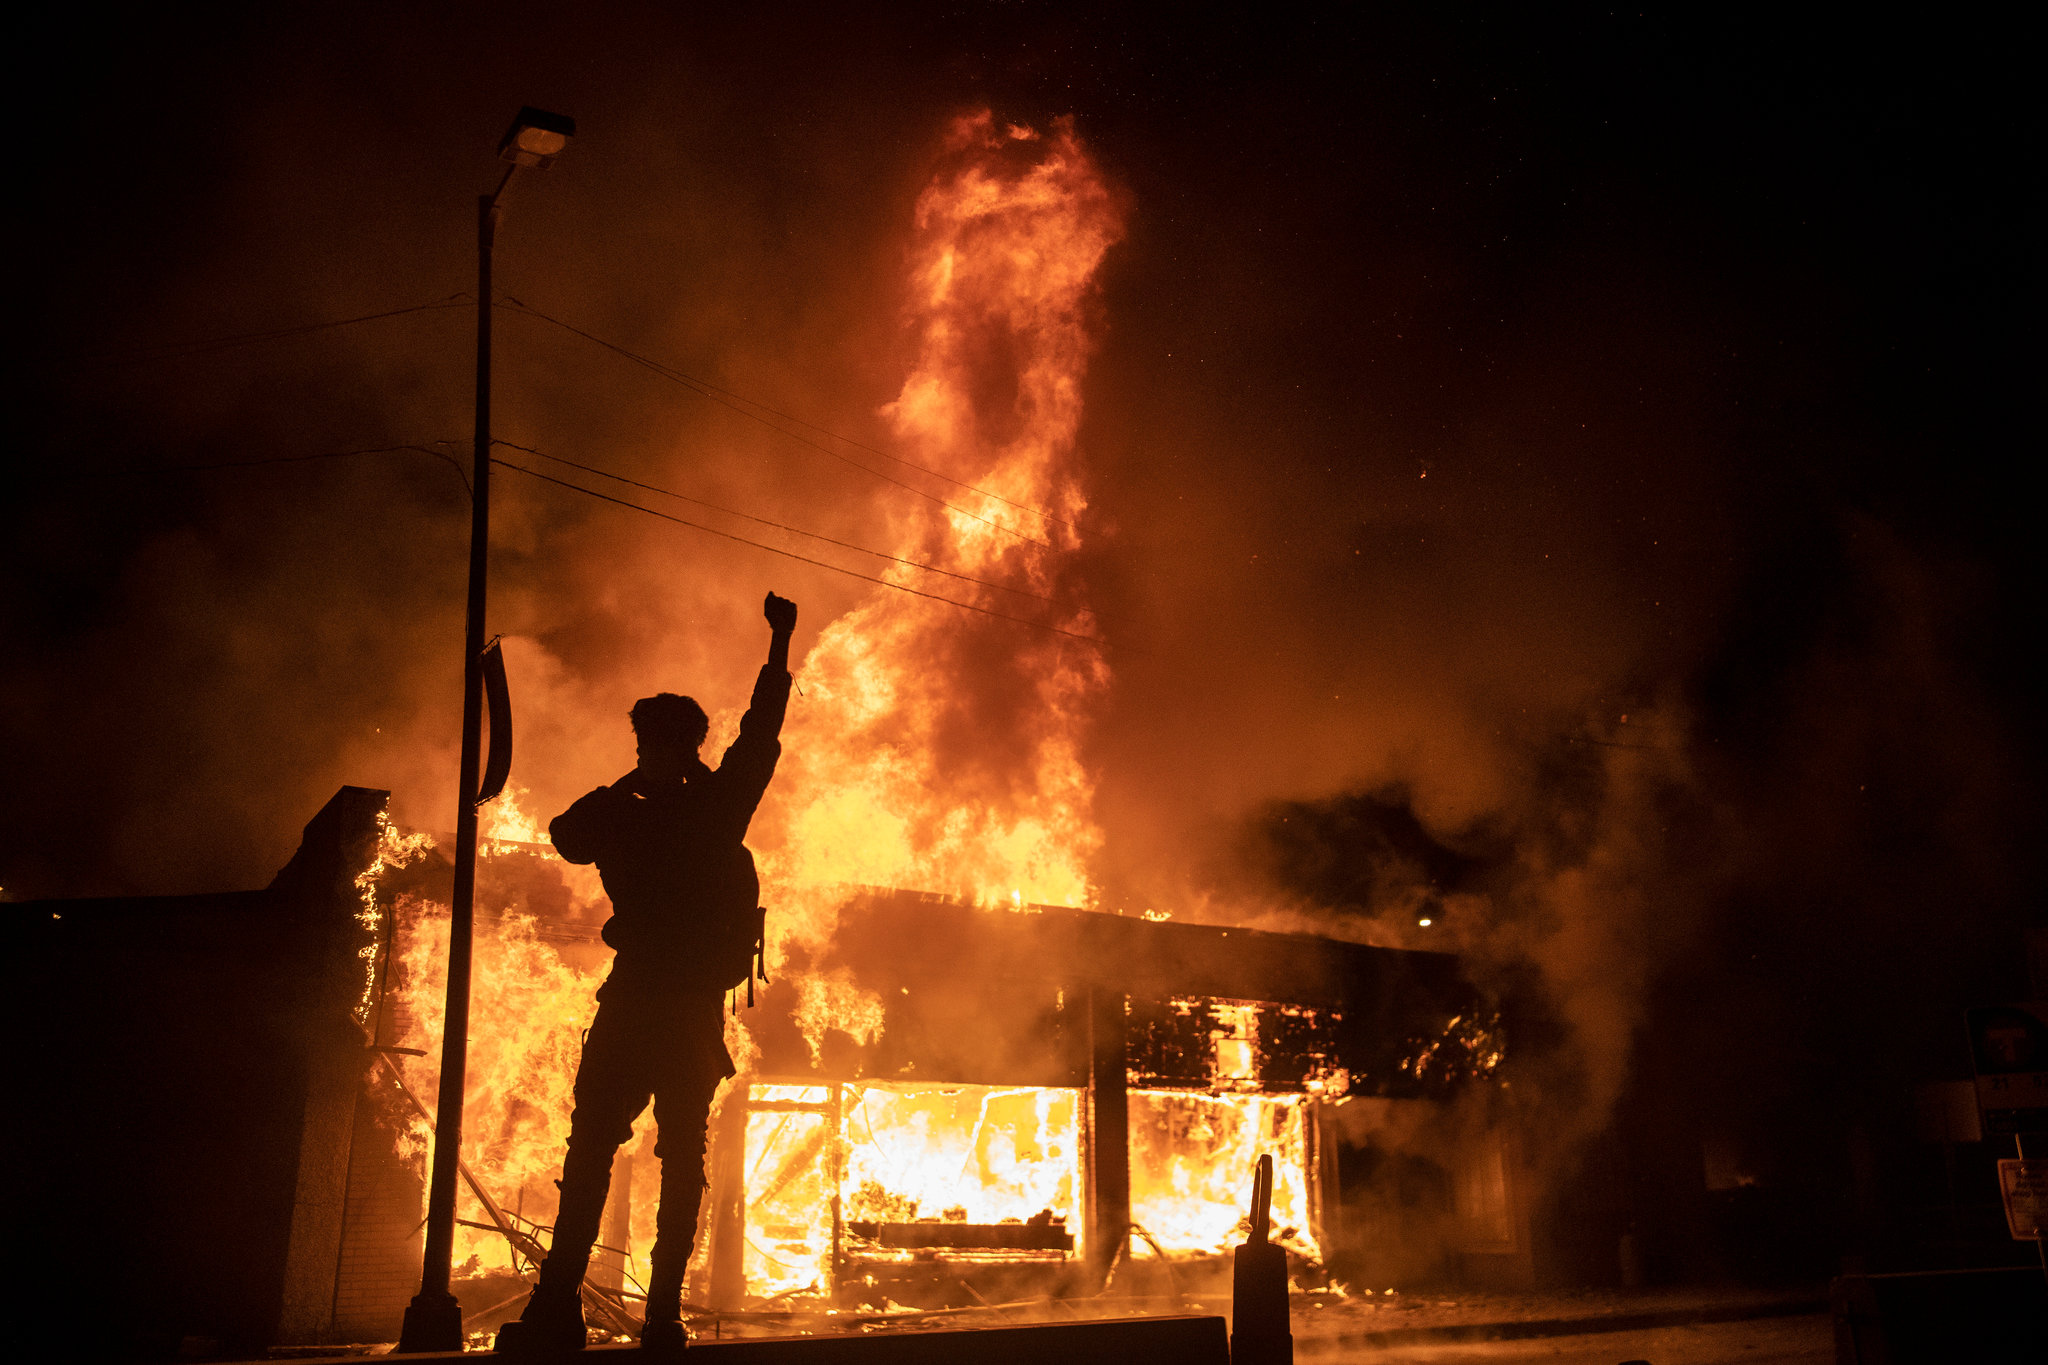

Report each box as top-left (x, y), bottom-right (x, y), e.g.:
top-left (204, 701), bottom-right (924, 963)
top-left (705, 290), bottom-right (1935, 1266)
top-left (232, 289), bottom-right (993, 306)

top-left (763, 591), bottom-right (798, 634)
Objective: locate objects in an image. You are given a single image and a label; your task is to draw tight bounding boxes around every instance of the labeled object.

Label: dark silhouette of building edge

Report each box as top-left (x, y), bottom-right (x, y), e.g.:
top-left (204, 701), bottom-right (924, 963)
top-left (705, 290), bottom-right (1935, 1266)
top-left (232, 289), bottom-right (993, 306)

top-left (12, 787), bottom-right (402, 1362)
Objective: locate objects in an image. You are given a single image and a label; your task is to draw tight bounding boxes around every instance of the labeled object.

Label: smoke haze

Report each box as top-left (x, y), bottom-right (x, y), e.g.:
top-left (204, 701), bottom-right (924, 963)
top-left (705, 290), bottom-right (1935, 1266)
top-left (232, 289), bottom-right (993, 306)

top-left (7, 4), bottom-right (2038, 1277)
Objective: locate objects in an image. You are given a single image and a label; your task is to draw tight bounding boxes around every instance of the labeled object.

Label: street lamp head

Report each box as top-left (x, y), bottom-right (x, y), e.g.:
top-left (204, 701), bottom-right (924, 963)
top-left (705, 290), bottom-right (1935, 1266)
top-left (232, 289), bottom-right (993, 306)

top-left (498, 106), bottom-right (576, 168)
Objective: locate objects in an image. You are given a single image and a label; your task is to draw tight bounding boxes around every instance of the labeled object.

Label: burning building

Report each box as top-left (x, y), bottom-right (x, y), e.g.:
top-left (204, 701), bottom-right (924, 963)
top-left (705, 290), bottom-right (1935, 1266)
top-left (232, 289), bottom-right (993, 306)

top-left (13, 109), bottom-right (1527, 1357)
top-left (12, 782), bottom-right (1508, 1356)
top-left (383, 813), bottom-right (1503, 1327)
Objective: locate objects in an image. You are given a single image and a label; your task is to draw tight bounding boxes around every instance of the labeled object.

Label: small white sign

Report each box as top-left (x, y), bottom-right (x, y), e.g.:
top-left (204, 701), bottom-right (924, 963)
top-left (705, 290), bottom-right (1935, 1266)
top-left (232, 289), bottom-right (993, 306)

top-left (1996, 1159), bottom-right (2045, 1241)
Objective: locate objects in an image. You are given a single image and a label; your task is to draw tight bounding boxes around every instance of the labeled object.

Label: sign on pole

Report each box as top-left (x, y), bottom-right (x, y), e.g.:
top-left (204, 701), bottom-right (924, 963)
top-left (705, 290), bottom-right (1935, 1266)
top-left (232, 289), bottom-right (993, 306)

top-left (1996, 1159), bottom-right (2045, 1240)
top-left (1964, 1003), bottom-right (2048, 1135)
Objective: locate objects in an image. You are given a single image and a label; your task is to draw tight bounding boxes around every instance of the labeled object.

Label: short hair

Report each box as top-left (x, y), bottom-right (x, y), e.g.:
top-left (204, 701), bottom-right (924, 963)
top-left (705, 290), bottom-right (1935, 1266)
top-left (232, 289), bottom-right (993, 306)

top-left (630, 692), bottom-right (709, 748)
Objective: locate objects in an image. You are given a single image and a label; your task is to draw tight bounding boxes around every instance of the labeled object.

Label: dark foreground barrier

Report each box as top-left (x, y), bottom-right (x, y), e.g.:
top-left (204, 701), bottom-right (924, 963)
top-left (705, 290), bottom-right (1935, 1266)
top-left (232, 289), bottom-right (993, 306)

top-left (1831, 1267), bottom-right (2046, 1365)
top-left (686, 1315), bottom-right (1230, 1363)
top-left (178, 1315), bottom-right (1232, 1365)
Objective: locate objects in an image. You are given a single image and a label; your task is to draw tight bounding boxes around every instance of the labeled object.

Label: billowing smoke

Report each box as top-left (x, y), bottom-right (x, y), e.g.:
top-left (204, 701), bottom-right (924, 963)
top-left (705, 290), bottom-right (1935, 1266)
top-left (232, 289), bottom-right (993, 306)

top-left (7, 5), bottom-right (2032, 1289)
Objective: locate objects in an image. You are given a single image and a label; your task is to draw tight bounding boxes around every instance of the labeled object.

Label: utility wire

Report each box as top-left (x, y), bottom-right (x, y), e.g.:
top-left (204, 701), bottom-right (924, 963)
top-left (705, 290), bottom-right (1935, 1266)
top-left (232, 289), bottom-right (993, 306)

top-left (52, 290), bottom-right (1075, 547)
top-left (492, 439), bottom-right (1082, 612)
top-left (503, 299), bottom-right (1075, 532)
top-left (61, 296), bottom-right (473, 367)
top-left (40, 436), bottom-right (1104, 644)
top-left (496, 298), bottom-right (1059, 551)
top-left (732, 397), bottom-right (1078, 532)
top-left (493, 457), bottom-right (1108, 649)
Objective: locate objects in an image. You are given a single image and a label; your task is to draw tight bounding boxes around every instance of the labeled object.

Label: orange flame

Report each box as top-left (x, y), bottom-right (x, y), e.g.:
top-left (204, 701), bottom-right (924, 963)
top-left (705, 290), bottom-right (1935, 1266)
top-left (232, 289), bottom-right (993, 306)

top-left (758, 111), bottom-right (1123, 936)
top-left (382, 114), bottom-right (1335, 1309)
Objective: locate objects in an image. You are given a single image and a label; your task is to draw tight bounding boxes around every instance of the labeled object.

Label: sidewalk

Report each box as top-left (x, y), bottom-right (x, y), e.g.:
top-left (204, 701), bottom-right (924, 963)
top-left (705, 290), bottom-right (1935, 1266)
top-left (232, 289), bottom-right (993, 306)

top-left (1286, 1285), bottom-right (1826, 1353)
top-left (250, 1285), bottom-right (1824, 1359)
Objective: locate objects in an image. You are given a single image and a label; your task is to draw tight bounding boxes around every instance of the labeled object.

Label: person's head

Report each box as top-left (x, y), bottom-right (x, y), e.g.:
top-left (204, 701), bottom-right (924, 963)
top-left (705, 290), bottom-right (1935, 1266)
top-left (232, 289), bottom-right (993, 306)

top-left (630, 692), bottom-right (709, 780)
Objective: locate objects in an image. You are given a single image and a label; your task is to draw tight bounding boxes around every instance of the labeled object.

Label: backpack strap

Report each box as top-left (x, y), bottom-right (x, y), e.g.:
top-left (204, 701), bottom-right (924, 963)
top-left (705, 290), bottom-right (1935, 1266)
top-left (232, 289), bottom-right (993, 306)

top-left (744, 912), bottom-right (769, 1007)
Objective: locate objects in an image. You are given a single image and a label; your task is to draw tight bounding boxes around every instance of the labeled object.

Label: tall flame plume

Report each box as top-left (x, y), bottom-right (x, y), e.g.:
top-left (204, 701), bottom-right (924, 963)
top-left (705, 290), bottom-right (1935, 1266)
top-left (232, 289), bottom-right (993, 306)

top-left (762, 111), bottom-right (1121, 915)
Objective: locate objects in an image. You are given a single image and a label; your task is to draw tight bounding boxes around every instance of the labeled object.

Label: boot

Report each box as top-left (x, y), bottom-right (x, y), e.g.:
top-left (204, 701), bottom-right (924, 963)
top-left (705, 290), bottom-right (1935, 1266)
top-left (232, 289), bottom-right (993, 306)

top-left (639, 1316), bottom-right (689, 1356)
top-left (493, 1281), bottom-right (586, 1358)
top-left (638, 1261), bottom-right (688, 1357)
top-left (638, 1233), bottom-right (692, 1357)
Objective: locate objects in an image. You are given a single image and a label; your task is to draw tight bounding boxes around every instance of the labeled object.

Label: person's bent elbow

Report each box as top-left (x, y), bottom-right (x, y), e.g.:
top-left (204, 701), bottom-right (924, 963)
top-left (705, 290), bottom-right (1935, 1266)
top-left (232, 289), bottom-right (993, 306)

top-left (549, 814), bottom-right (600, 865)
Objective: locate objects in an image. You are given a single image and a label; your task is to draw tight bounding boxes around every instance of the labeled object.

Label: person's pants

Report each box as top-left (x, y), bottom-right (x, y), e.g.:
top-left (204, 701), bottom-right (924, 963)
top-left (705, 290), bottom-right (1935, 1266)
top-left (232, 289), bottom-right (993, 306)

top-left (535, 988), bottom-right (732, 1321)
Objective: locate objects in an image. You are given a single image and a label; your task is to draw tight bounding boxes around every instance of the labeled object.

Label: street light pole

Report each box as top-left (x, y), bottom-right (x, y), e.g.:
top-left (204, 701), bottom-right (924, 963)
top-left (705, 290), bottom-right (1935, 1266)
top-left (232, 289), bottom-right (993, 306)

top-left (399, 107), bottom-right (574, 1355)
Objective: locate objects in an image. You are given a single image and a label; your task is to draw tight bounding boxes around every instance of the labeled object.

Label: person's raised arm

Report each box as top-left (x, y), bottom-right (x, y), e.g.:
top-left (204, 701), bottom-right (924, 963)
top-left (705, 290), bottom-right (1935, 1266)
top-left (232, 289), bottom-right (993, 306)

top-left (764, 591), bottom-right (797, 676)
top-left (732, 591), bottom-right (797, 751)
top-left (711, 594), bottom-right (799, 829)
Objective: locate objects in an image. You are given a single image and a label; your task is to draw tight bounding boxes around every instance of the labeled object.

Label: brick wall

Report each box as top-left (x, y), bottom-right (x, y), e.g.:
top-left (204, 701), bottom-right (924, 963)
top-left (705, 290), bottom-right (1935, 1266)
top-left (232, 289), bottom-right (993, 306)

top-left (330, 1073), bottom-right (427, 1342)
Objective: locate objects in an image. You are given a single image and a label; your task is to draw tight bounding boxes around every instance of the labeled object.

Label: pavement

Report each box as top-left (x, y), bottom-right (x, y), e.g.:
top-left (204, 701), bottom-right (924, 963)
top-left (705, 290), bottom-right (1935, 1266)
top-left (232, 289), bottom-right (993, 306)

top-left (249, 1284), bottom-right (1827, 1360)
top-left (249, 1315), bottom-right (1231, 1363)
top-left (1282, 1285), bottom-right (1826, 1353)
top-left (1306, 1313), bottom-right (1834, 1365)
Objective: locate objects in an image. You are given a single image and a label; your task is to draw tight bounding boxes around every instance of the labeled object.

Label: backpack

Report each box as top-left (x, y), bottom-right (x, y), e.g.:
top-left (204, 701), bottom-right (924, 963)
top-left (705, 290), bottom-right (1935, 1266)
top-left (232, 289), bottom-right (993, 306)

top-left (702, 844), bottom-right (769, 1002)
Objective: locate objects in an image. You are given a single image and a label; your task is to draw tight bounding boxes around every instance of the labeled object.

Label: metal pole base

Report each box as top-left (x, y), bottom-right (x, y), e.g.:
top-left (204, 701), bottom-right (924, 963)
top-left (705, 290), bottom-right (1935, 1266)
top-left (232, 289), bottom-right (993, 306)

top-left (396, 1289), bottom-right (464, 1353)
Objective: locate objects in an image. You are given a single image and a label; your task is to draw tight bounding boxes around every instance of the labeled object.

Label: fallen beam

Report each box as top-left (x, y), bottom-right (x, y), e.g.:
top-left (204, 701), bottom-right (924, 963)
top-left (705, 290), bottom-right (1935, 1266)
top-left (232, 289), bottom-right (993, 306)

top-left (847, 1220), bottom-right (1076, 1251)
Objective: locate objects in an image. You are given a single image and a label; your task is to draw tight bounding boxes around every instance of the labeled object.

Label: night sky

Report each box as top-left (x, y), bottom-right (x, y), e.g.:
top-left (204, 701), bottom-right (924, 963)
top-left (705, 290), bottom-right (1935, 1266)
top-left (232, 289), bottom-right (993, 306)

top-left (7, 3), bottom-right (2040, 1257)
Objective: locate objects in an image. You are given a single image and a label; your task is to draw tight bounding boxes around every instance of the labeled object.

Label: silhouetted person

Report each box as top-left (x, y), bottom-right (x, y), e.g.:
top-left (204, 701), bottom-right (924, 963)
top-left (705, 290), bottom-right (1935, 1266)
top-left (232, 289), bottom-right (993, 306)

top-left (499, 591), bottom-right (797, 1357)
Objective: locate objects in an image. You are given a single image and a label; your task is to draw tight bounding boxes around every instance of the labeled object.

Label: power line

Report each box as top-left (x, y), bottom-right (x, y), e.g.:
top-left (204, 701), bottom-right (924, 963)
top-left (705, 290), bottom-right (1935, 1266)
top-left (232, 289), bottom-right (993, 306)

top-left (492, 457), bottom-right (1109, 649)
top-left (52, 290), bottom-right (1078, 552)
top-left (62, 296), bottom-right (473, 367)
top-left (41, 435), bottom-right (1106, 645)
top-left (495, 298), bottom-right (1060, 550)
top-left (506, 301), bottom-right (1076, 532)
top-left (732, 397), bottom-right (1078, 531)
top-left (493, 439), bottom-right (1082, 612)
